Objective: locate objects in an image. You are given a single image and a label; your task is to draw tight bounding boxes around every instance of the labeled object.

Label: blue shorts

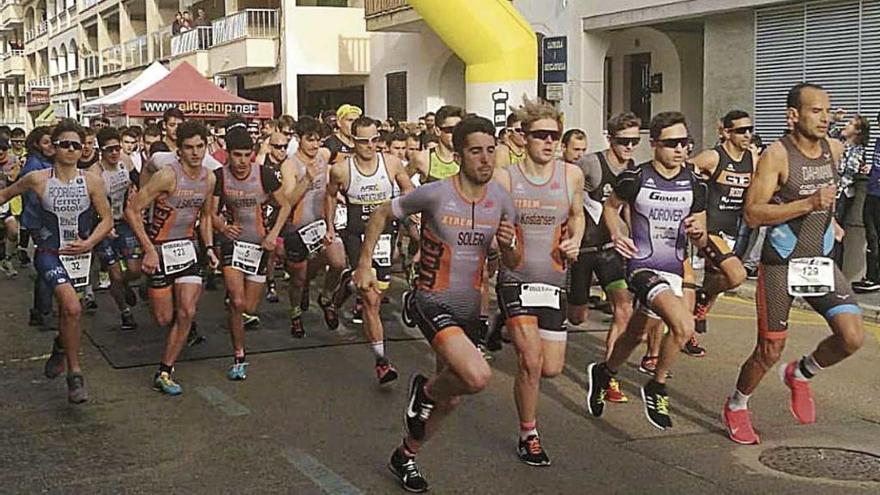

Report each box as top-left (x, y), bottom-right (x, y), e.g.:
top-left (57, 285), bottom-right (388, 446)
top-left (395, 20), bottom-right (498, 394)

top-left (34, 250), bottom-right (74, 290)
top-left (97, 222), bottom-right (142, 267)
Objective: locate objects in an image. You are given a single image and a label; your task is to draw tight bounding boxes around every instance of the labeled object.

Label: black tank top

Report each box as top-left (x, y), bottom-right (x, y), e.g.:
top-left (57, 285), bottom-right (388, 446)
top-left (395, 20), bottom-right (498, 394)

top-left (581, 152), bottom-right (630, 248)
top-left (705, 145), bottom-right (753, 237)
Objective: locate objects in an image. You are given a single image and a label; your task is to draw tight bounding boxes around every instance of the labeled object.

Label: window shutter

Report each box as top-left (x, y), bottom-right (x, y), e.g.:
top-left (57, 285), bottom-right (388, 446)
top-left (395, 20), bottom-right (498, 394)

top-left (754, 3), bottom-right (805, 142)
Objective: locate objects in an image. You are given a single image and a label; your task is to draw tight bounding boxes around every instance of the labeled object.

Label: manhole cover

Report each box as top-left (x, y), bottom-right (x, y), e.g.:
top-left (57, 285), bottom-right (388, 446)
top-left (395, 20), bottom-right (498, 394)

top-left (759, 447), bottom-right (880, 482)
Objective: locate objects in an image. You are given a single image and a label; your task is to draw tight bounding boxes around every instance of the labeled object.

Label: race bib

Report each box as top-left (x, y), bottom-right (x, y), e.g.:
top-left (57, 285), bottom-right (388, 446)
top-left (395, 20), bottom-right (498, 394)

top-left (788, 257), bottom-right (834, 297)
top-left (335, 204), bottom-right (348, 230)
top-left (60, 253), bottom-right (92, 288)
top-left (370, 233), bottom-right (392, 267)
top-left (161, 239), bottom-right (198, 275)
top-left (232, 240), bottom-right (263, 275)
top-left (298, 219), bottom-right (327, 255)
top-left (519, 283), bottom-right (561, 309)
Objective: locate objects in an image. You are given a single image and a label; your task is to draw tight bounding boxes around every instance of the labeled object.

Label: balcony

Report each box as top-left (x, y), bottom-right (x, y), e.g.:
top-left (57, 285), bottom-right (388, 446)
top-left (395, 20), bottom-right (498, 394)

top-left (0, 49), bottom-right (24, 78)
top-left (288, 5), bottom-right (370, 75)
top-left (0, 0), bottom-right (24, 29)
top-left (25, 19), bottom-right (47, 42)
top-left (364, 0), bottom-right (422, 32)
top-left (101, 44), bottom-right (122, 74)
top-left (48, 9), bottom-right (72, 35)
top-left (83, 0), bottom-right (100, 10)
top-left (170, 26), bottom-right (212, 74)
top-left (151, 26), bottom-right (173, 61)
top-left (27, 75), bottom-right (50, 89)
top-left (123, 35), bottom-right (149, 70)
top-left (205, 9), bottom-right (278, 75)
top-left (82, 52), bottom-right (99, 79)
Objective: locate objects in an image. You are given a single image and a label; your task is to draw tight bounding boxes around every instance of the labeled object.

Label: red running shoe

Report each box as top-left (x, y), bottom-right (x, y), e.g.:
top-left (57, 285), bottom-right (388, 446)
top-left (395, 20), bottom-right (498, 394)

top-left (780, 361), bottom-right (816, 424)
top-left (722, 399), bottom-right (760, 445)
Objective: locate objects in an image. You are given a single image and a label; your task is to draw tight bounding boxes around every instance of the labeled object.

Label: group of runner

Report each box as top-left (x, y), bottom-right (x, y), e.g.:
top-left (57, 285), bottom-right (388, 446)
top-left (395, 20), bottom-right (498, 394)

top-left (0, 81), bottom-right (866, 493)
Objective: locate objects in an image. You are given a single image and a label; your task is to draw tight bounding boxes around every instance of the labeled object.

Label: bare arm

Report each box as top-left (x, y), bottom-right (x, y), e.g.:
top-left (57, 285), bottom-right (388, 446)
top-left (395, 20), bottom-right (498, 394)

top-left (125, 167), bottom-right (174, 257)
top-left (603, 192), bottom-right (628, 241)
top-left (323, 163), bottom-right (345, 241)
top-left (494, 144), bottom-right (511, 169)
top-left (389, 155), bottom-right (415, 195)
top-left (267, 183), bottom-right (292, 243)
top-left (198, 172), bottom-right (217, 249)
top-left (0, 171), bottom-right (37, 205)
top-left (357, 202), bottom-right (394, 273)
top-left (691, 149), bottom-right (720, 178)
top-left (566, 165), bottom-right (586, 248)
top-left (84, 173), bottom-right (113, 249)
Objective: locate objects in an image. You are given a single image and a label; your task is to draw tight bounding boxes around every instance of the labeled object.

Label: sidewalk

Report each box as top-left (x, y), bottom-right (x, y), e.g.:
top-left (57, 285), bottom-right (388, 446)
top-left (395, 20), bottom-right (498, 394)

top-left (731, 278), bottom-right (880, 324)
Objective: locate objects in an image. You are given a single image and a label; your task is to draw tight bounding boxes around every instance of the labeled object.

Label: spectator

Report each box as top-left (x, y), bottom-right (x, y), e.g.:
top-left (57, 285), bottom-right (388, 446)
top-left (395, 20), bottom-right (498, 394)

top-left (172, 11), bottom-right (183, 35)
top-left (180, 11), bottom-right (193, 33)
top-left (194, 8), bottom-right (211, 27)
top-left (854, 113), bottom-right (880, 292)
top-left (830, 111), bottom-right (870, 269)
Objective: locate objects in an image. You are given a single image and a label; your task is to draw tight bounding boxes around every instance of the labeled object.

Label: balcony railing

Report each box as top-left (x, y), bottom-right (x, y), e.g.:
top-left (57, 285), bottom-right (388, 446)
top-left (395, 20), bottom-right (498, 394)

top-left (26, 75), bottom-right (49, 89)
top-left (364, 0), bottom-right (411, 19)
top-left (101, 45), bottom-right (122, 74)
top-left (25, 19), bottom-right (47, 42)
top-left (123, 35), bottom-right (148, 68)
top-left (171, 26), bottom-right (212, 56)
top-left (82, 52), bottom-right (99, 78)
top-left (0, 49), bottom-right (23, 60)
top-left (151, 25), bottom-right (173, 60)
top-left (212, 9), bottom-right (279, 45)
top-left (83, 0), bottom-right (100, 9)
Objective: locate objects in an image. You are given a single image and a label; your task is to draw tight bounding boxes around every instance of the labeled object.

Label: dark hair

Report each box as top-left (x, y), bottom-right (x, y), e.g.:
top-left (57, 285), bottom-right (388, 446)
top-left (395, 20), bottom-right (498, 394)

top-left (127, 125), bottom-right (143, 137)
top-left (649, 112), bottom-right (688, 141)
top-left (143, 124), bottom-right (162, 138)
top-left (721, 110), bottom-right (750, 129)
top-left (497, 127), bottom-right (509, 140)
top-left (435, 105), bottom-right (465, 127)
top-left (351, 115), bottom-right (377, 136)
top-left (753, 133), bottom-right (765, 152)
top-left (405, 133), bottom-right (421, 148)
top-left (278, 114), bottom-right (296, 130)
top-left (0, 125), bottom-right (10, 138)
top-left (453, 116), bottom-right (495, 155)
top-left (295, 115), bottom-right (321, 138)
top-left (162, 107), bottom-right (185, 123)
top-left (51, 118), bottom-right (86, 143)
top-left (853, 115), bottom-right (871, 147)
top-left (122, 127), bottom-right (140, 140)
top-left (319, 123), bottom-right (334, 139)
top-left (149, 141), bottom-right (171, 157)
top-left (94, 116), bottom-right (110, 126)
top-left (425, 112), bottom-right (435, 119)
top-left (225, 128), bottom-right (253, 152)
top-left (82, 127), bottom-right (96, 137)
top-left (175, 120), bottom-right (208, 149)
top-left (786, 83), bottom-right (825, 111)
top-left (97, 127), bottom-right (121, 148)
top-left (506, 112), bottom-right (520, 127)
top-left (225, 114), bottom-right (248, 133)
top-left (26, 126), bottom-right (53, 156)
top-left (11, 127), bottom-right (25, 138)
top-left (607, 112), bottom-right (642, 136)
top-left (562, 129), bottom-right (586, 146)
top-left (385, 130), bottom-right (407, 145)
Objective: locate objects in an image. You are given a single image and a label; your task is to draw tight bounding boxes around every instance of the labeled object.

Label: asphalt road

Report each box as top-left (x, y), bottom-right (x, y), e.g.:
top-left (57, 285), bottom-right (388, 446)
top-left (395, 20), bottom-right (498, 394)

top-left (1, 272), bottom-right (879, 494)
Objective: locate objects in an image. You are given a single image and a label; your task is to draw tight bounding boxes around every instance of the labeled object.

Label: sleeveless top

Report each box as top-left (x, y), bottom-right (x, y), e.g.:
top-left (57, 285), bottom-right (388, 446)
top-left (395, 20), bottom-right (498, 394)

top-left (762, 136), bottom-right (837, 265)
top-left (581, 151), bottom-right (631, 248)
top-left (427, 150), bottom-right (459, 182)
top-left (216, 163), bottom-right (275, 244)
top-left (705, 145), bottom-right (753, 237)
top-left (37, 169), bottom-right (93, 250)
top-left (290, 152), bottom-right (330, 229)
top-left (499, 160), bottom-right (570, 287)
top-left (148, 161), bottom-right (209, 243)
top-left (100, 164), bottom-right (132, 223)
top-left (345, 153), bottom-right (394, 235)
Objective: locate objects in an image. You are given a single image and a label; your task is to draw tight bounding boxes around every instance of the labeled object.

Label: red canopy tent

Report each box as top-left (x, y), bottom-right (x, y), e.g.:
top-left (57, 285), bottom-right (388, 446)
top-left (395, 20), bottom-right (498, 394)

top-left (121, 62), bottom-right (274, 120)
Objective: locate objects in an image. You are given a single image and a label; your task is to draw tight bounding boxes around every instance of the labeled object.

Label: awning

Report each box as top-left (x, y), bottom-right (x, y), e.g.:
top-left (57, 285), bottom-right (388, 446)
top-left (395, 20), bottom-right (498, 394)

top-left (83, 61), bottom-right (170, 115)
top-left (121, 62), bottom-right (273, 119)
top-left (34, 105), bottom-right (56, 126)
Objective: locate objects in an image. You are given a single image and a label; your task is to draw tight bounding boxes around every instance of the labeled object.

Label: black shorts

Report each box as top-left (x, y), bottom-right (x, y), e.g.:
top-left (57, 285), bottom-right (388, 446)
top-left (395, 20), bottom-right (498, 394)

top-left (568, 247), bottom-right (627, 305)
top-left (703, 232), bottom-right (739, 273)
top-left (219, 239), bottom-right (270, 283)
top-left (342, 229), bottom-right (397, 291)
top-left (628, 269), bottom-right (684, 319)
top-left (497, 282), bottom-right (567, 337)
top-left (408, 291), bottom-right (483, 346)
top-left (149, 240), bottom-right (203, 290)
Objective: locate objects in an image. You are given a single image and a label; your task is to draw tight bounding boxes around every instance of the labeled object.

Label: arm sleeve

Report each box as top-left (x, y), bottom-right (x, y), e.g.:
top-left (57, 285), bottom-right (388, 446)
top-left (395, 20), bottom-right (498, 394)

top-left (578, 153), bottom-right (603, 192)
top-left (390, 182), bottom-right (437, 219)
top-left (260, 165), bottom-right (281, 193)
top-left (212, 168), bottom-right (223, 196)
top-left (613, 167), bottom-right (642, 203)
top-left (691, 173), bottom-right (708, 214)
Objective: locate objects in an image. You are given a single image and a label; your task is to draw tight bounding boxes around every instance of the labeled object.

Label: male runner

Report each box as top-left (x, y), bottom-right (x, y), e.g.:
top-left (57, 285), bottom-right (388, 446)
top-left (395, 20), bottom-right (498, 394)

top-left (494, 98), bottom-right (585, 465)
top-left (256, 130), bottom-right (292, 303)
top-left (722, 83), bottom-right (864, 445)
top-left (77, 127), bottom-right (99, 170)
top-left (124, 120), bottom-right (219, 396)
top-left (354, 116), bottom-right (519, 492)
top-left (495, 112), bottom-right (527, 168)
top-left (211, 128), bottom-right (291, 380)
top-left (90, 127), bottom-right (142, 331)
top-left (284, 117), bottom-right (347, 336)
top-left (0, 119), bottom-right (113, 403)
top-left (688, 110), bottom-right (753, 353)
top-left (408, 106), bottom-right (463, 184)
top-left (121, 127), bottom-right (143, 174)
top-left (323, 104), bottom-right (360, 165)
top-left (325, 116), bottom-right (414, 384)
top-left (586, 111), bottom-right (708, 430)
top-left (162, 108), bottom-right (185, 152)
top-left (561, 129), bottom-right (588, 164)
top-left (570, 112), bottom-right (640, 403)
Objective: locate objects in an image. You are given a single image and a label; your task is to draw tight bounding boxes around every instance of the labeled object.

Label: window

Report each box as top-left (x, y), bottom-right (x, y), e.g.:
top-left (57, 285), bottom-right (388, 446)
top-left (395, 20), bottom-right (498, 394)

top-left (386, 71), bottom-right (407, 121)
top-left (625, 53), bottom-right (651, 127)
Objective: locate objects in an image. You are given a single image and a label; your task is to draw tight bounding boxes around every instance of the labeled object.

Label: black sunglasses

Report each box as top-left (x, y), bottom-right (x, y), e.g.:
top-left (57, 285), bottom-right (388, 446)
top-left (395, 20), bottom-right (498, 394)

top-left (657, 138), bottom-right (691, 149)
top-left (54, 140), bottom-right (83, 151)
top-left (612, 137), bottom-right (641, 147)
top-left (10, 139), bottom-right (23, 145)
top-left (728, 126), bottom-right (754, 135)
top-left (439, 125), bottom-right (456, 134)
top-left (102, 145), bottom-right (122, 153)
top-left (529, 129), bottom-right (561, 142)
top-left (270, 143), bottom-right (287, 150)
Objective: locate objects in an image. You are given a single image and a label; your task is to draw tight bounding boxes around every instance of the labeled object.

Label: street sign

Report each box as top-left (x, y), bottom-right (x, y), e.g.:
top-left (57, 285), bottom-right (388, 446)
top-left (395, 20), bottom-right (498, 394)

top-left (546, 83), bottom-right (564, 102)
top-left (541, 36), bottom-right (567, 84)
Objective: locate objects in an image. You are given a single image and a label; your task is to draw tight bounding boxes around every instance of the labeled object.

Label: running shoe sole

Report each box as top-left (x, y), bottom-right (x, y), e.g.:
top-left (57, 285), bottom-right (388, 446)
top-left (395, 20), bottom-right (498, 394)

top-left (585, 363), bottom-right (604, 418)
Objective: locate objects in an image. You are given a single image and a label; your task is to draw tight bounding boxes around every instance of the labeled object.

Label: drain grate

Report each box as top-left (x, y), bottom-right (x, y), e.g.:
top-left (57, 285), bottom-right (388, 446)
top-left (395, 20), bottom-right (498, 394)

top-left (759, 447), bottom-right (880, 482)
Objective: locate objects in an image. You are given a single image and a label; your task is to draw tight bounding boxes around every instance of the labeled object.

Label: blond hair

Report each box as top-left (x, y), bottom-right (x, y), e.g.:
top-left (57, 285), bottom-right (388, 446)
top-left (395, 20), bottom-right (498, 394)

top-left (514, 96), bottom-right (563, 133)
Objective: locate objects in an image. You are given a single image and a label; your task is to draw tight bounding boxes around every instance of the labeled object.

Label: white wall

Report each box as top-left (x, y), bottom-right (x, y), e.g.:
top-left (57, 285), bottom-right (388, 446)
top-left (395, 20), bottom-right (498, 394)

top-left (287, 5), bottom-right (370, 75)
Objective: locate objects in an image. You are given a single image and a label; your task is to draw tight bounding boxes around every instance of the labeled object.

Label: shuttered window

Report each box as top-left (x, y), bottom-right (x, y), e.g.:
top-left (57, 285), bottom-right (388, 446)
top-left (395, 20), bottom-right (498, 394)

top-left (386, 71), bottom-right (407, 122)
top-left (755, 0), bottom-right (877, 150)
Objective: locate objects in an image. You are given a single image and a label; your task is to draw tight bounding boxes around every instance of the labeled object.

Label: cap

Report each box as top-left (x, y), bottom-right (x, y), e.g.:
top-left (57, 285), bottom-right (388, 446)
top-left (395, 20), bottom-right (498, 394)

top-left (336, 104), bottom-right (362, 120)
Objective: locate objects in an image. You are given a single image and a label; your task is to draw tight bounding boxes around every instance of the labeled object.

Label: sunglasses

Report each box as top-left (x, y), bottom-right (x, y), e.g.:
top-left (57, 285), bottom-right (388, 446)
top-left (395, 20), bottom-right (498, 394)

top-left (102, 145), bottom-right (122, 153)
top-left (283, 131), bottom-right (295, 137)
top-left (657, 138), bottom-right (691, 149)
top-left (439, 125), bottom-right (456, 134)
top-left (510, 127), bottom-right (525, 134)
top-left (54, 140), bottom-right (83, 151)
top-left (11, 139), bottom-right (23, 145)
top-left (528, 129), bottom-right (561, 142)
top-left (270, 143), bottom-right (287, 150)
top-left (612, 137), bottom-right (641, 147)
top-left (728, 126), bottom-right (754, 135)
top-left (353, 135), bottom-right (381, 144)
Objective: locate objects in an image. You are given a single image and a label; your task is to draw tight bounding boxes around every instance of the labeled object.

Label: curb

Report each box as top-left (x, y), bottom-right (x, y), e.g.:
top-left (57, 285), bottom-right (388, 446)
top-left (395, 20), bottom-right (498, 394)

top-left (728, 280), bottom-right (880, 325)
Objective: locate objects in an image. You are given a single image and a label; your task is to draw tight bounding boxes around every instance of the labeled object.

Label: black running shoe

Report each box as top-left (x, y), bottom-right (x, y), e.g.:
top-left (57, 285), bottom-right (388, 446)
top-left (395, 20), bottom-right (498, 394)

top-left (681, 336), bottom-right (706, 357)
top-left (44, 339), bottom-right (65, 379)
top-left (332, 268), bottom-right (353, 308)
top-left (187, 322), bottom-right (206, 347)
top-left (124, 286), bottom-right (138, 307)
top-left (585, 362), bottom-right (611, 418)
top-left (318, 294), bottom-right (339, 330)
top-left (400, 290), bottom-right (416, 328)
top-left (29, 308), bottom-right (44, 327)
top-left (66, 373), bottom-right (88, 404)
top-left (18, 249), bottom-right (30, 267)
top-left (376, 356), bottom-right (399, 384)
top-left (518, 434), bottom-right (551, 466)
top-left (121, 310), bottom-right (137, 331)
top-left (641, 380), bottom-right (672, 430)
top-left (388, 449), bottom-right (429, 493)
top-left (404, 374), bottom-right (434, 441)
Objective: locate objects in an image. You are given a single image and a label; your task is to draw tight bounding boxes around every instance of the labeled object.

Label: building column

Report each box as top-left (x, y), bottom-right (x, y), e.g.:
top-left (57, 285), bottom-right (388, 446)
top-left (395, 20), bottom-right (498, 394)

top-left (281, 0), bottom-right (298, 116)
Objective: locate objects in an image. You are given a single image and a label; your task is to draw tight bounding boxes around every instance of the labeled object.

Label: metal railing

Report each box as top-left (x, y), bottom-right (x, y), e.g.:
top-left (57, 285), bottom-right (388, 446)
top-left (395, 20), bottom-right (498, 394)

top-left (82, 52), bottom-right (99, 78)
top-left (123, 35), bottom-right (148, 68)
top-left (0, 49), bottom-right (23, 60)
top-left (171, 25), bottom-right (212, 56)
top-left (101, 44), bottom-right (122, 74)
top-left (151, 25), bottom-right (173, 60)
top-left (340, 36), bottom-right (370, 73)
top-left (27, 75), bottom-right (49, 89)
top-left (364, 0), bottom-right (410, 19)
top-left (25, 19), bottom-right (47, 42)
top-left (212, 9), bottom-right (278, 45)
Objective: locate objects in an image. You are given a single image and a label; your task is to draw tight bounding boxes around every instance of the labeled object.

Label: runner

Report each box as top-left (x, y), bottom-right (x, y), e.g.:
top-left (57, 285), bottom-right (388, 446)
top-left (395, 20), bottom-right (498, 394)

top-left (0, 119), bottom-right (113, 403)
top-left (162, 108), bottom-right (185, 152)
top-left (570, 112), bottom-right (640, 404)
top-left (585, 111), bottom-right (708, 430)
top-left (77, 127), bottom-right (99, 170)
top-left (210, 128), bottom-right (291, 380)
top-left (325, 115), bottom-right (414, 384)
top-left (722, 83), bottom-right (864, 445)
top-left (255, 130), bottom-right (292, 304)
top-left (323, 104), bottom-right (360, 165)
top-left (561, 129), bottom-right (588, 164)
top-left (284, 116), bottom-right (347, 337)
top-left (495, 112), bottom-right (527, 168)
top-left (90, 127), bottom-right (142, 331)
top-left (121, 127), bottom-right (143, 174)
top-left (124, 120), bottom-right (219, 396)
top-left (409, 106), bottom-right (463, 184)
top-left (688, 110), bottom-right (753, 354)
top-left (495, 98), bottom-right (585, 465)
